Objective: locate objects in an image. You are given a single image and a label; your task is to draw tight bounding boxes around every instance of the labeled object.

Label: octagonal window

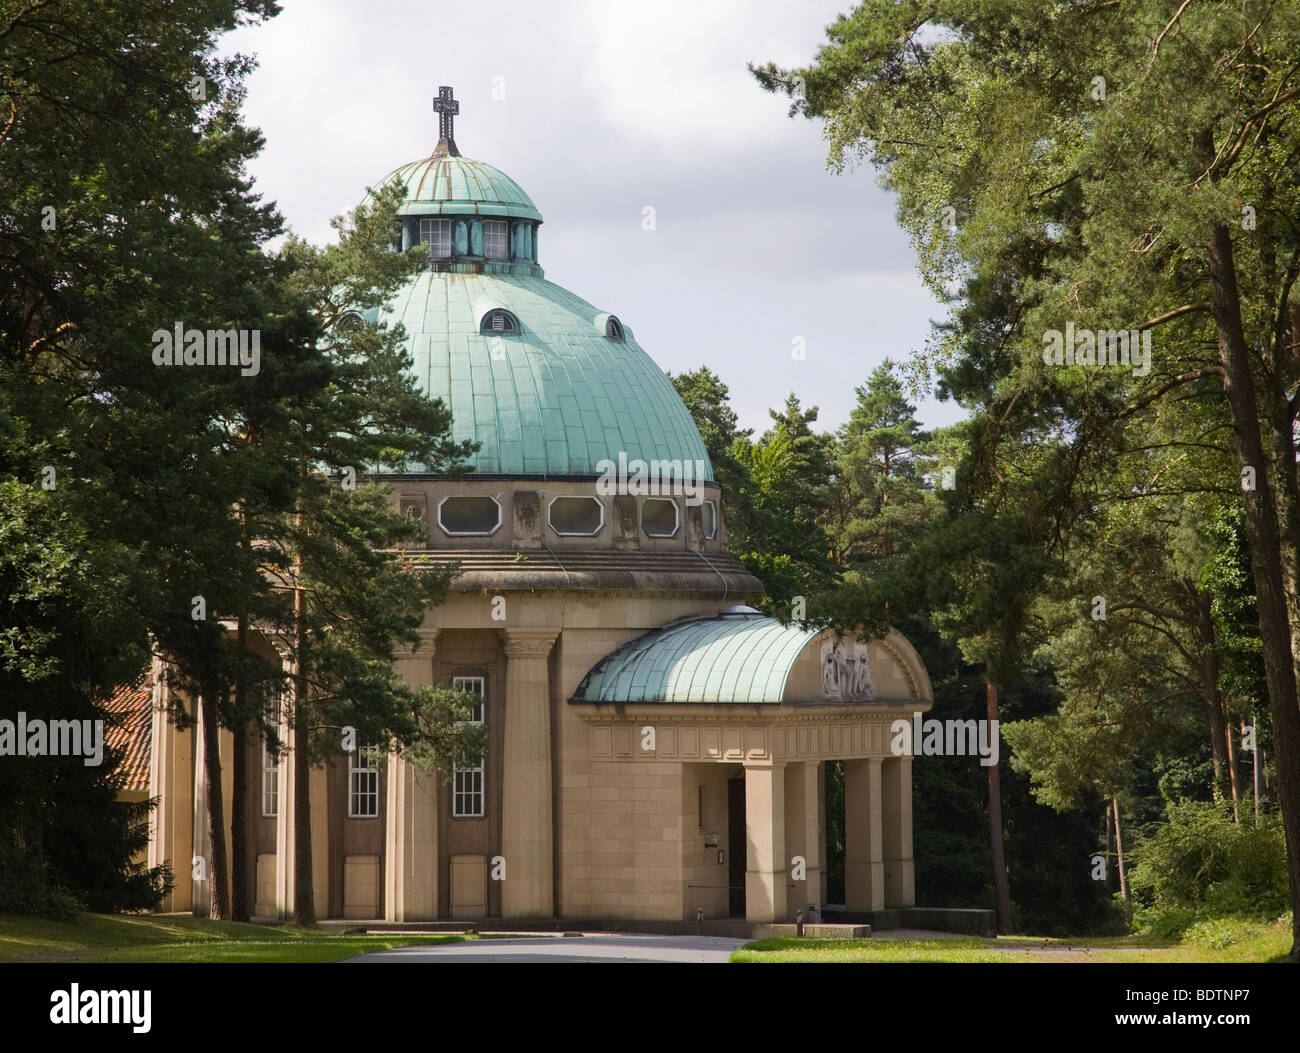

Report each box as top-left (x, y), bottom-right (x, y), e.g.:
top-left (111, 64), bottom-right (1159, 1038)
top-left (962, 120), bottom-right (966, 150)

top-left (438, 496), bottom-right (502, 536)
top-left (548, 496), bottom-right (603, 536)
top-left (641, 498), bottom-right (679, 538)
top-left (701, 500), bottom-right (717, 540)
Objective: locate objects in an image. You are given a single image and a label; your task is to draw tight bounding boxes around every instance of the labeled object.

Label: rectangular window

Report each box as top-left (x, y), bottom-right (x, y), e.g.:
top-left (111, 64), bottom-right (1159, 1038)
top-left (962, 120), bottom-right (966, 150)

top-left (349, 745), bottom-right (381, 819)
top-left (420, 218), bottom-right (451, 259)
top-left (262, 700), bottom-right (280, 818)
top-left (483, 220), bottom-right (508, 260)
top-left (452, 676), bottom-right (485, 818)
top-left (698, 785), bottom-right (706, 830)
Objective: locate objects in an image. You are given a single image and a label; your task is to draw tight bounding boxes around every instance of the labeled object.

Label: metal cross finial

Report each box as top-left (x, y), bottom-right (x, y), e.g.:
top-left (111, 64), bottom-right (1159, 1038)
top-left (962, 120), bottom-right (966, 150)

top-left (432, 85), bottom-right (460, 156)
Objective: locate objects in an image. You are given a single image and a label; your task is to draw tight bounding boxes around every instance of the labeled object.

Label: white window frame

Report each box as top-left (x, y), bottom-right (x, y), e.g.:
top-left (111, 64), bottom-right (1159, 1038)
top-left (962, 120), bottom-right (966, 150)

top-left (483, 220), bottom-right (508, 260)
top-left (262, 739), bottom-right (279, 818)
top-left (420, 218), bottom-right (451, 259)
top-left (480, 309), bottom-right (517, 334)
top-left (437, 495), bottom-right (503, 537)
top-left (702, 500), bottom-right (718, 540)
top-left (547, 495), bottom-right (605, 537)
top-left (261, 700), bottom-right (280, 818)
top-left (641, 497), bottom-right (680, 538)
top-left (348, 744), bottom-right (382, 819)
top-left (452, 676), bottom-right (485, 818)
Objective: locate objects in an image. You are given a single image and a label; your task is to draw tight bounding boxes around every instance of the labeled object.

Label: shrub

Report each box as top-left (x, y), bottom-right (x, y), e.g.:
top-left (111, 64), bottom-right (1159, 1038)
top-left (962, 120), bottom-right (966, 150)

top-left (1128, 801), bottom-right (1287, 936)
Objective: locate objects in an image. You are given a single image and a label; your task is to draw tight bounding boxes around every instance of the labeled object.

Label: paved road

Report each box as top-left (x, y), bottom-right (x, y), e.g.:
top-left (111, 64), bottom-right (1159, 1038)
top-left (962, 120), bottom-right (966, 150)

top-left (347, 933), bottom-right (746, 963)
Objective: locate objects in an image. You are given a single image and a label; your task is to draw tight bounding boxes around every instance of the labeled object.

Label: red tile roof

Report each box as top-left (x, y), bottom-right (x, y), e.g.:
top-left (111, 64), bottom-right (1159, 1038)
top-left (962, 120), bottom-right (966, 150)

top-left (103, 673), bottom-right (153, 794)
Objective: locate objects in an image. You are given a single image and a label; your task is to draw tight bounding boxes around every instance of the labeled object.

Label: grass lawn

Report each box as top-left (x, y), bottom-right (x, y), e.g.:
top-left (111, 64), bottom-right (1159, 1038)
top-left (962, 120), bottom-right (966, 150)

top-left (732, 936), bottom-right (1018, 963)
top-left (0, 912), bottom-right (482, 963)
top-left (731, 918), bottom-right (1293, 963)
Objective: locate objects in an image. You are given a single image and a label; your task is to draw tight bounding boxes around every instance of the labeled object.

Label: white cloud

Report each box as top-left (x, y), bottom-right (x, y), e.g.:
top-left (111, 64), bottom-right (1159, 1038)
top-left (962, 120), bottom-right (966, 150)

top-left (216, 0), bottom-right (958, 434)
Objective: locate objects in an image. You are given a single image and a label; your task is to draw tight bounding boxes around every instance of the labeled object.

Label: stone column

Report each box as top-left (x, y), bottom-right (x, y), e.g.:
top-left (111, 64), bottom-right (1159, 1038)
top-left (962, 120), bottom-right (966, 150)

top-left (844, 757), bottom-right (884, 913)
top-left (385, 628), bottom-right (439, 921)
top-left (818, 762), bottom-right (828, 906)
top-left (783, 761), bottom-right (822, 917)
top-left (499, 629), bottom-right (559, 918)
top-left (273, 667), bottom-right (295, 920)
top-left (384, 757), bottom-right (438, 920)
top-left (149, 664), bottom-right (194, 913)
top-left (191, 698), bottom-right (212, 917)
top-left (882, 756), bottom-right (914, 907)
top-left (744, 761), bottom-right (786, 923)
top-left (271, 644), bottom-right (329, 921)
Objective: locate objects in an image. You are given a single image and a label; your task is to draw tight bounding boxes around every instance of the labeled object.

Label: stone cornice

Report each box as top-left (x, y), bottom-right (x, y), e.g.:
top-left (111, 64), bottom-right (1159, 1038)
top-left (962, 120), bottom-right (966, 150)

top-left (579, 712), bottom-right (928, 763)
top-left (567, 699), bottom-right (931, 722)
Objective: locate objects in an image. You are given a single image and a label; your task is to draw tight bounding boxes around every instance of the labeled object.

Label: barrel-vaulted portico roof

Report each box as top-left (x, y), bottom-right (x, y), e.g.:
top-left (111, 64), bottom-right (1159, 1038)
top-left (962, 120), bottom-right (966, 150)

top-left (570, 608), bottom-right (932, 707)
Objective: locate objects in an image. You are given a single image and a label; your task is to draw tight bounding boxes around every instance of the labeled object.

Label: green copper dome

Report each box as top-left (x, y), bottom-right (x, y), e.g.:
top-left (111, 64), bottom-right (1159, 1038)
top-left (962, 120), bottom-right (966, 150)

top-left (376, 154), bottom-right (543, 222)
top-left (376, 270), bottom-right (714, 478)
top-left (571, 613), bottom-right (813, 704)
top-left (370, 87), bottom-right (713, 479)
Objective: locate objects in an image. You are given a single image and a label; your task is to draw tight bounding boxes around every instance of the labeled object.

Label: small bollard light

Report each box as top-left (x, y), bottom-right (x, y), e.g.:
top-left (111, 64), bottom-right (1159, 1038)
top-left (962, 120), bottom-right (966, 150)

top-left (696, 907), bottom-right (704, 936)
top-left (796, 909), bottom-right (804, 937)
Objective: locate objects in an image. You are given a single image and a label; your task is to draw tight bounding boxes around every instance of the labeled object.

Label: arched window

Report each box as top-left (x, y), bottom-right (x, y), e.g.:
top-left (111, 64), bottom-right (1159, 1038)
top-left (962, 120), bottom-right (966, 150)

top-left (481, 309), bottom-right (518, 335)
top-left (605, 317), bottom-right (624, 340)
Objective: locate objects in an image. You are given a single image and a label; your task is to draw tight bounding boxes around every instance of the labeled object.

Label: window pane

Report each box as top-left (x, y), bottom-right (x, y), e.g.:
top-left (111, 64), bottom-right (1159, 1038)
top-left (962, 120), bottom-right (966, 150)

top-left (484, 220), bottom-right (508, 259)
top-left (420, 218), bottom-right (451, 258)
top-left (548, 497), bottom-right (603, 535)
top-left (348, 745), bottom-right (380, 817)
top-left (702, 501), bottom-right (716, 539)
top-left (438, 496), bottom-right (501, 535)
top-left (641, 498), bottom-right (679, 537)
top-left (451, 676), bottom-right (485, 816)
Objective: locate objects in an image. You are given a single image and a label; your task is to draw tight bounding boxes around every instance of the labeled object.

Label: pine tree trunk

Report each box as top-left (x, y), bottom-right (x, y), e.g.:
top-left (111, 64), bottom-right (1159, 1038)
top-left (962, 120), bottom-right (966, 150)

top-left (1193, 588), bottom-right (1234, 812)
top-left (985, 668), bottom-right (1012, 934)
top-left (1104, 803), bottom-right (1115, 895)
top-left (1112, 794), bottom-right (1128, 902)
top-left (293, 689), bottom-right (314, 926)
top-left (1225, 717), bottom-right (1242, 822)
top-left (1198, 175), bottom-right (1300, 959)
top-left (292, 541), bottom-right (316, 927)
top-left (230, 536), bottom-right (251, 920)
top-left (199, 687), bottom-right (230, 919)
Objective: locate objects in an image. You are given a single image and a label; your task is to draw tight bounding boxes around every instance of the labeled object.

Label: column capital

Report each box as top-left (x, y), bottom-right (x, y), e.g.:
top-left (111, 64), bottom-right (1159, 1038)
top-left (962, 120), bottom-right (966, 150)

top-left (499, 628), bottom-right (558, 659)
top-left (405, 626), bottom-right (441, 655)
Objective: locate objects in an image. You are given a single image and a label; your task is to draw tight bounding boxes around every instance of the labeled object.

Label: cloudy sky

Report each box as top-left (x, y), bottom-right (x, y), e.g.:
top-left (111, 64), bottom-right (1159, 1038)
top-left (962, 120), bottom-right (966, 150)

top-left (220, 0), bottom-right (962, 437)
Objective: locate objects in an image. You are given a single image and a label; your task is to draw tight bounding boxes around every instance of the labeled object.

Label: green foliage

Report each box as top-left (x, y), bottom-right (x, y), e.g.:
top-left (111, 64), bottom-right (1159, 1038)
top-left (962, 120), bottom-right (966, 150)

top-left (1128, 802), bottom-right (1288, 936)
top-left (831, 360), bottom-right (939, 575)
top-left (668, 366), bottom-right (753, 539)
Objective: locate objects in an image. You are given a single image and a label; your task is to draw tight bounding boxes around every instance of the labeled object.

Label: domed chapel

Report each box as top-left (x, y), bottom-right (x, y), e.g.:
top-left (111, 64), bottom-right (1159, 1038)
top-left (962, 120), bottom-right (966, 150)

top-left (143, 88), bottom-right (934, 928)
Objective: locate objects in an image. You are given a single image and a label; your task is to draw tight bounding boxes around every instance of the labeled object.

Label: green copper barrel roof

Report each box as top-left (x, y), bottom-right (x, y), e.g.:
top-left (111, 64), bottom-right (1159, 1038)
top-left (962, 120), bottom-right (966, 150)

top-left (571, 613), bottom-right (813, 704)
top-left (377, 270), bottom-right (713, 478)
top-left (375, 154), bottom-right (543, 221)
